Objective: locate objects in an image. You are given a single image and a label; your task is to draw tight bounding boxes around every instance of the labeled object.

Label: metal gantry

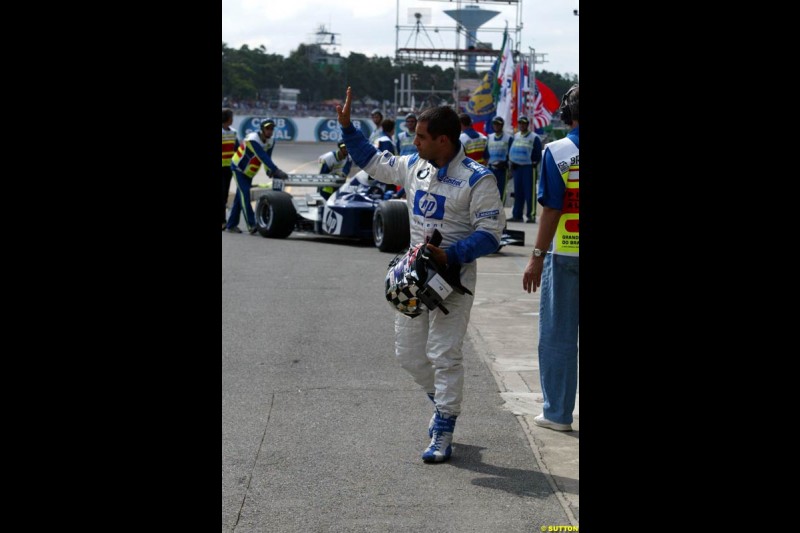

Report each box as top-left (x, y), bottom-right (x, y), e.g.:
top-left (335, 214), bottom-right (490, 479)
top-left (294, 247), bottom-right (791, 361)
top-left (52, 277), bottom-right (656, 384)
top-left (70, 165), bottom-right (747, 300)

top-left (394, 0), bottom-right (524, 107)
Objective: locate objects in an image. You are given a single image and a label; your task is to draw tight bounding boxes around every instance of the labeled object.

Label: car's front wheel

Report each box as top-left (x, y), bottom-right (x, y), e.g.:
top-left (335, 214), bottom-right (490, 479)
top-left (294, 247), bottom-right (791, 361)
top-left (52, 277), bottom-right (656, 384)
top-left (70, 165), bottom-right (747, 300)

top-left (373, 200), bottom-right (410, 252)
top-left (256, 191), bottom-right (296, 238)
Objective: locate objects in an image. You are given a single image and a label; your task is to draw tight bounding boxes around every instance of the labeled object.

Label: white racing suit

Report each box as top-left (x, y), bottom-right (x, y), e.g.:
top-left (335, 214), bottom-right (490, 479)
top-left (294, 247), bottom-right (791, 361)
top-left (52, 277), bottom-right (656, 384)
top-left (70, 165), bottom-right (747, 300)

top-left (341, 123), bottom-right (505, 416)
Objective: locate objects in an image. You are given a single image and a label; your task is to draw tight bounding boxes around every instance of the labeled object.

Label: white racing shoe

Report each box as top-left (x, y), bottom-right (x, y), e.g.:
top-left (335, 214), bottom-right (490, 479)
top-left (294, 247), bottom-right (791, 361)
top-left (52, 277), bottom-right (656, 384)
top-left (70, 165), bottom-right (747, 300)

top-left (422, 412), bottom-right (457, 463)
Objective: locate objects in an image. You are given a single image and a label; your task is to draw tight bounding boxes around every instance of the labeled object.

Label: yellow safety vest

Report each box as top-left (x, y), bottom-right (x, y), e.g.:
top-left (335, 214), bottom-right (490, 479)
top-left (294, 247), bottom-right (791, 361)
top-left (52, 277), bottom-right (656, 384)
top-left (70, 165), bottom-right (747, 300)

top-left (509, 132), bottom-right (537, 165)
top-left (546, 138), bottom-right (579, 256)
top-left (222, 128), bottom-right (237, 167)
top-left (231, 134), bottom-right (274, 179)
top-left (397, 132), bottom-right (417, 155)
top-left (461, 133), bottom-right (488, 165)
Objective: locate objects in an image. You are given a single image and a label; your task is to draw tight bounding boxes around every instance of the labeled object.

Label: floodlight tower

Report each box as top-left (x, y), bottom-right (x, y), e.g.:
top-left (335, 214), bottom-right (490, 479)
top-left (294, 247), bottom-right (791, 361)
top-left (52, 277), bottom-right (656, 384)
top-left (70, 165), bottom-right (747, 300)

top-left (443, 4), bottom-right (499, 73)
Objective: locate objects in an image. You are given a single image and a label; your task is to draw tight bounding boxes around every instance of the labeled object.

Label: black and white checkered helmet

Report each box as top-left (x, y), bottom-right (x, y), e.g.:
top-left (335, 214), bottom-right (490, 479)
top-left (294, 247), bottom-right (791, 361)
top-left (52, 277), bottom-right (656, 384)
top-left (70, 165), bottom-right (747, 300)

top-left (385, 243), bottom-right (427, 317)
top-left (385, 241), bottom-right (454, 318)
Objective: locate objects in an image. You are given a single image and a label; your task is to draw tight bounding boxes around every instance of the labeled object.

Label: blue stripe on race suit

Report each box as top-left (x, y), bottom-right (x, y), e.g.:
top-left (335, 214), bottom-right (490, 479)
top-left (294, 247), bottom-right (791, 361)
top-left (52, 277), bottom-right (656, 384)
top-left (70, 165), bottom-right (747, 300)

top-left (464, 163), bottom-right (493, 187)
top-left (341, 124), bottom-right (379, 168)
top-left (446, 230), bottom-right (500, 265)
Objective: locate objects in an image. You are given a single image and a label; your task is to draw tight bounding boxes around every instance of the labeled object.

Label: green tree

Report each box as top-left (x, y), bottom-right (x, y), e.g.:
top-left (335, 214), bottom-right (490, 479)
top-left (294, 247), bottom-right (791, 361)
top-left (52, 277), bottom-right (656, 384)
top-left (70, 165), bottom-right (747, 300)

top-left (222, 41), bottom-right (577, 107)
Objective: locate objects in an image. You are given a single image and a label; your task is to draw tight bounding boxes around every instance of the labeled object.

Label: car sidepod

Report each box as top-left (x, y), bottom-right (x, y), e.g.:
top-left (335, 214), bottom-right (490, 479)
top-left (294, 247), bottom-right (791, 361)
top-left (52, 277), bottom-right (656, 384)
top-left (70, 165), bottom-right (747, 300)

top-left (319, 183), bottom-right (382, 240)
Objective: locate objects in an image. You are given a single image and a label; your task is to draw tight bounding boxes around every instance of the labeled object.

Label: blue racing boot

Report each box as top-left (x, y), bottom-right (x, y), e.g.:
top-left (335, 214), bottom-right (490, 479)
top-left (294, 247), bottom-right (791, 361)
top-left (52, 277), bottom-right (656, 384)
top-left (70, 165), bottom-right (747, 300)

top-left (422, 411), bottom-right (456, 463)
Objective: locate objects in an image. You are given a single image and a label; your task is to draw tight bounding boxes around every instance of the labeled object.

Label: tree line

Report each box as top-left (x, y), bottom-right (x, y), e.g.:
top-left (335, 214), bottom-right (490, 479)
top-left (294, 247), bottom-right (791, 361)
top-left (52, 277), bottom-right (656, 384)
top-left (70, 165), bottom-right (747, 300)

top-left (222, 42), bottom-right (579, 108)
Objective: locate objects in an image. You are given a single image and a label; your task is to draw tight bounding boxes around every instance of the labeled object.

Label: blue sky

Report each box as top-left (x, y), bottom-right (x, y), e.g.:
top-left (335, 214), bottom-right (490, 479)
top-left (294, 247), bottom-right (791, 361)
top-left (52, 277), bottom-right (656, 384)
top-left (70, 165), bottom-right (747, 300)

top-left (222, 0), bottom-right (579, 78)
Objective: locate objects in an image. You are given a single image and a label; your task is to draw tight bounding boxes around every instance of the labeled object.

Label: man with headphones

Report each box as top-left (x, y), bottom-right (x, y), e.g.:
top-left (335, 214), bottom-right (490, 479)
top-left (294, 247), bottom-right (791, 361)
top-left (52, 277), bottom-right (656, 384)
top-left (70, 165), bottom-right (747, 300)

top-left (522, 84), bottom-right (580, 432)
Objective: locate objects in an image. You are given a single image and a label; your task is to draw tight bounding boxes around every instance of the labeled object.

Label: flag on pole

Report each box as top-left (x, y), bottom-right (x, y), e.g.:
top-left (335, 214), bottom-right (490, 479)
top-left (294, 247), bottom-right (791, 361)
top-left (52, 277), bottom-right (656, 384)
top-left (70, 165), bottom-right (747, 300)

top-left (465, 35), bottom-right (504, 127)
top-left (510, 62), bottom-right (519, 128)
top-left (495, 35), bottom-right (515, 134)
top-left (514, 59), bottom-right (530, 129)
top-left (490, 31), bottom-right (508, 103)
top-left (532, 79), bottom-right (560, 130)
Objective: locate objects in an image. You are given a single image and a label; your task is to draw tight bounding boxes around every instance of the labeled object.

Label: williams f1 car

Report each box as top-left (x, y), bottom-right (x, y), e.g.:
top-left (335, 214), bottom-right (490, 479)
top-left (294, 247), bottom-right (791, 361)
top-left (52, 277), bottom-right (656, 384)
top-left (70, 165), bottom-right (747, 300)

top-left (251, 170), bottom-right (524, 253)
top-left (252, 171), bottom-right (411, 253)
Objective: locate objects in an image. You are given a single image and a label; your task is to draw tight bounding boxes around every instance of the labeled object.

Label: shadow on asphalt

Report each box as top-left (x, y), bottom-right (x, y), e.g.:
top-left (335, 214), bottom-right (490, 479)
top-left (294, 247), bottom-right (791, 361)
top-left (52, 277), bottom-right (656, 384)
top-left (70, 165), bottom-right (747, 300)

top-left (448, 443), bottom-right (579, 498)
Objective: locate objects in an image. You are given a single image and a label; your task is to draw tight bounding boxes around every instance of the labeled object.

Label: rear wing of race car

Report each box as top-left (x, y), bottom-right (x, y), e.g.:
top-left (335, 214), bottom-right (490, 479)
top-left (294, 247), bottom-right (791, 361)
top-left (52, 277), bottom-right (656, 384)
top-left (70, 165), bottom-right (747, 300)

top-left (249, 174), bottom-right (344, 201)
top-left (272, 174), bottom-right (345, 188)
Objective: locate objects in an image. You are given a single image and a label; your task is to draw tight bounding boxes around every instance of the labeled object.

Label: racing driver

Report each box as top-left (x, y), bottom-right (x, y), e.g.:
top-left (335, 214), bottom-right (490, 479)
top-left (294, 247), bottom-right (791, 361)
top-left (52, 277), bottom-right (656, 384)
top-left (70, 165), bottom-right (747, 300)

top-left (336, 87), bottom-right (505, 463)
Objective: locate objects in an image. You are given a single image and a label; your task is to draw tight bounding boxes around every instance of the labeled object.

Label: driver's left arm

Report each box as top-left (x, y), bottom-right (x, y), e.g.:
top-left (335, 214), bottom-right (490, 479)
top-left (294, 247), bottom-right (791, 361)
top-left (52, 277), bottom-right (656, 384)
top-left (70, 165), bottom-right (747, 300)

top-left (444, 174), bottom-right (505, 265)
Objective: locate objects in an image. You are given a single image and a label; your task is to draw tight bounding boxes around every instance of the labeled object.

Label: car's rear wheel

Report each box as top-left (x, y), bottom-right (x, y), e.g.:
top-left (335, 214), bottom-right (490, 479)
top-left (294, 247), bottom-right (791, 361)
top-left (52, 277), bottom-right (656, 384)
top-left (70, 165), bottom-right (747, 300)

top-left (373, 200), bottom-right (410, 252)
top-left (256, 191), bottom-right (296, 238)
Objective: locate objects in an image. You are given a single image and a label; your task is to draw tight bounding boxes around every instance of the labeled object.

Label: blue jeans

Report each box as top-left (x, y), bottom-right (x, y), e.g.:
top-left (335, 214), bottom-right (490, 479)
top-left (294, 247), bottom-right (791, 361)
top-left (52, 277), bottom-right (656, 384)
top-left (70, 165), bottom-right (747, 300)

top-left (538, 252), bottom-right (579, 424)
top-left (226, 169), bottom-right (256, 231)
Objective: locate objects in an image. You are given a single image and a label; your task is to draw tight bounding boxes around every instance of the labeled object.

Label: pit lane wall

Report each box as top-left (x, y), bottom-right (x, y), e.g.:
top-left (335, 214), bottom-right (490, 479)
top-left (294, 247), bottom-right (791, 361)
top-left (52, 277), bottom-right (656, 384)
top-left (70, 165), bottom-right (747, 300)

top-left (232, 116), bottom-right (410, 143)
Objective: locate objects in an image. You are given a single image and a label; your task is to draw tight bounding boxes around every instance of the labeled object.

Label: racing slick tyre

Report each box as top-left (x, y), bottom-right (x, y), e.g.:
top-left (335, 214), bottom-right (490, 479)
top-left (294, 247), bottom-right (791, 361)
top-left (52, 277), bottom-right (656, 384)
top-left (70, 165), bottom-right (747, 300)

top-left (256, 190), bottom-right (296, 238)
top-left (373, 200), bottom-right (410, 253)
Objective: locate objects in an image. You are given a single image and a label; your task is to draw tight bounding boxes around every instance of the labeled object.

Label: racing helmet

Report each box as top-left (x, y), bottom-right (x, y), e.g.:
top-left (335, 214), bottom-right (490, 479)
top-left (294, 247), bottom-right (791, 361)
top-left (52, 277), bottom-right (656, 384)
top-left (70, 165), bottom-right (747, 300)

top-left (384, 235), bottom-right (454, 318)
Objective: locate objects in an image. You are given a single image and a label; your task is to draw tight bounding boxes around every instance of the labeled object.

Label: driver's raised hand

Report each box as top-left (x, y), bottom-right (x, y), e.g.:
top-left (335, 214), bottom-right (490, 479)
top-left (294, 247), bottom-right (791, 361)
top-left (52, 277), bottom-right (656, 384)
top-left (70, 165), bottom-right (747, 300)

top-left (336, 86), bottom-right (352, 128)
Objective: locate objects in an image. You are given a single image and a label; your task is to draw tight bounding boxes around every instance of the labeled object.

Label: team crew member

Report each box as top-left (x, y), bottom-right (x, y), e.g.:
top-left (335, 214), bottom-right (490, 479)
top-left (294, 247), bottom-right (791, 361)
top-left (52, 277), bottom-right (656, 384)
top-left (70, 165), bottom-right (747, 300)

top-left (337, 87), bottom-right (505, 463)
top-left (396, 113), bottom-right (418, 156)
top-left (507, 116), bottom-right (543, 223)
top-left (458, 113), bottom-right (488, 165)
top-left (368, 109), bottom-right (383, 145)
top-left (225, 119), bottom-right (288, 234)
top-left (522, 84), bottom-right (580, 432)
top-left (374, 119), bottom-right (398, 154)
top-left (486, 116), bottom-right (513, 201)
top-left (222, 108), bottom-right (239, 230)
top-left (318, 141), bottom-right (353, 199)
